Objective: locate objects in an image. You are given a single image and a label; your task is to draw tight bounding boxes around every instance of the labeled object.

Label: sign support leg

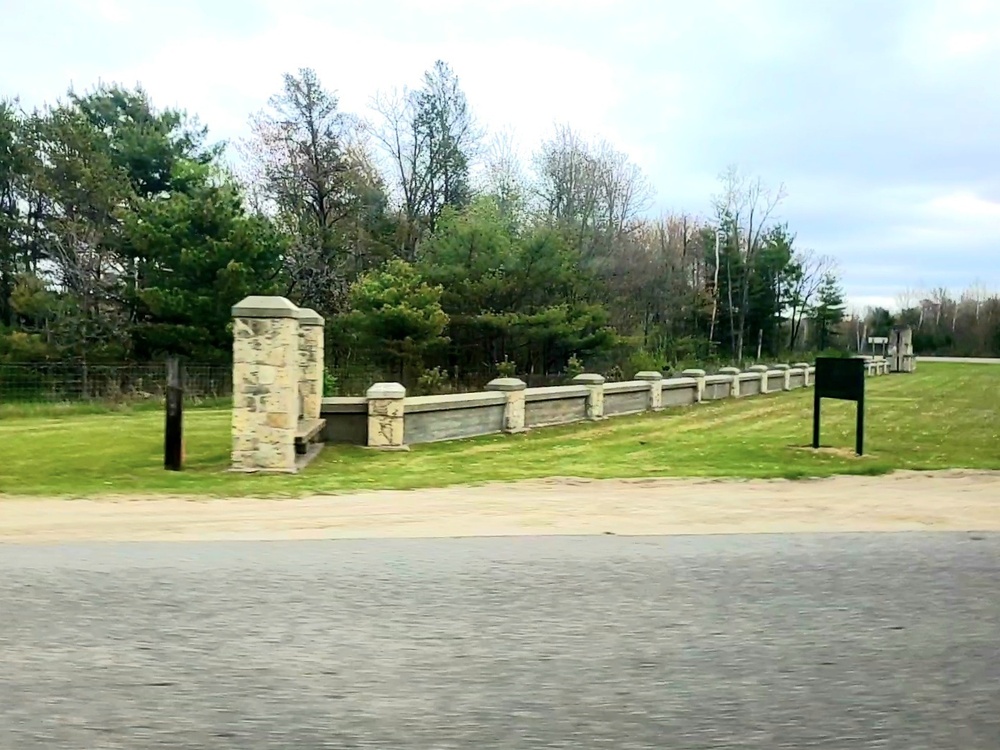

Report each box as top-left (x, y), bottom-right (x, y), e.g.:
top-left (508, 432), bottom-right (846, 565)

top-left (856, 399), bottom-right (864, 456)
top-left (812, 389), bottom-right (821, 449)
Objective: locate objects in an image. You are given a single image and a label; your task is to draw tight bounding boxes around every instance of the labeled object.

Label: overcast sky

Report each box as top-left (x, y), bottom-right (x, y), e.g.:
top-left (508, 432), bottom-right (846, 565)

top-left (3, 0), bottom-right (999, 310)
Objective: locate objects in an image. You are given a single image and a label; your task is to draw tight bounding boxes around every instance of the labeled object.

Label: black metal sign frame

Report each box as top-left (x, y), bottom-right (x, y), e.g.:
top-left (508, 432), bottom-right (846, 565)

top-left (812, 357), bottom-right (865, 456)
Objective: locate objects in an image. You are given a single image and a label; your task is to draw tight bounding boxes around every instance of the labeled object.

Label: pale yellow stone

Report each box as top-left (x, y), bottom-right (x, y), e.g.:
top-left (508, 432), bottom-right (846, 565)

top-left (369, 398), bottom-right (405, 419)
top-left (299, 324), bottom-right (324, 420)
top-left (368, 412), bottom-right (404, 447)
top-left (231, 307), bottom-right (300, 473)
top-left (266, 412), bottom-right (293, 429)
top-left (504, 391), bottom-right (526, 432)
top-left (648, 383), bottom-right (662, 411)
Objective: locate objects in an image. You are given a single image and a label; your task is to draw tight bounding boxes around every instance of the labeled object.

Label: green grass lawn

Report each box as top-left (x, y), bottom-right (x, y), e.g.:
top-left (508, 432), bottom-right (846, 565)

top-left (0, 362), bottom-right (996, 497)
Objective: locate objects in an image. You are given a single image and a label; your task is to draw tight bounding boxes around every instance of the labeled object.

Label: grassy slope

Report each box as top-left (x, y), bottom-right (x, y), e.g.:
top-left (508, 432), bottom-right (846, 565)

top-left (0, 363), bottom-right (996, 497)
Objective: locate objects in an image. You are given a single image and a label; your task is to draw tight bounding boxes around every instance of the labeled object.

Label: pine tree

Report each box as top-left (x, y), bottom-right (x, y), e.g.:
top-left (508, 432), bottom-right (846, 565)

top-left (811, 272), bottom-right (846, 350)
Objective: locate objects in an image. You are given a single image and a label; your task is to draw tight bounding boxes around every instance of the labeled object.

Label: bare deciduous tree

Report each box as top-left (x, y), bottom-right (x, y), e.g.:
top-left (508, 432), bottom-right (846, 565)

top-left (713, 164), bottom-right (786, 361)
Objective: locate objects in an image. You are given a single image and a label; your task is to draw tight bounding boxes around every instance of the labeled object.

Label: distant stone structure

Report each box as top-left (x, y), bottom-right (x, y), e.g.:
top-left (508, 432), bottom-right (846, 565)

top-left (890, 326), bottom-right (916, 373)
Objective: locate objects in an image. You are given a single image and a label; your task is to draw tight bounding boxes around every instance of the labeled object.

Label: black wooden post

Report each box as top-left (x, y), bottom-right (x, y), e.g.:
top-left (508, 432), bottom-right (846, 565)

top-left (165, 357), bottom-right (183, 471)
top-left (855, 392), bottom-right (865, 456)
top-left (812, 385), bottom-right (821, 450)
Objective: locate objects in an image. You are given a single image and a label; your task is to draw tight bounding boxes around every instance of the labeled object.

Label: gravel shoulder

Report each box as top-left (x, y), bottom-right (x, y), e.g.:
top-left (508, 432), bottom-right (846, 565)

top-left (2, 469), bottom-right (999, 544)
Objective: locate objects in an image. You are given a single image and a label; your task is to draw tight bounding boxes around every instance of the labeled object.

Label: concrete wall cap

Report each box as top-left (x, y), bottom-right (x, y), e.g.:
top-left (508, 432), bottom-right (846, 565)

top-left (772, 364), bottom-right (791, 370)
top-left (634, 371), bottom-right (664, 381)
top-left (662, 377), bottom-right (698, 390)
top-left (718, 367), bottom-right (741, 375)
top-left (294, 307), bottom-right (325, 326)
top-left (572, 373), bottom-right (606, 385)
top-left (747, 364), bottom-right (769, 372)
top-left (485, 377), bottom-right (527, 392)
top-left (793, 362), bottom-right (812, 368)
top-left (232, 295), bottom-right (299, 319)
top-left (366, 382), bottom-right (406, 399)
top-left (681, 368), bottom-right (706, 377)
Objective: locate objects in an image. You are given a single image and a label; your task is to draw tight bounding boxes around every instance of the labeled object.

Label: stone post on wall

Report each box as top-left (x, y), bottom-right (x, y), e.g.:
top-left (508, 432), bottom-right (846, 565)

top-left (794, 362), bottom-right (812, 387)
top-left (573, 373), bottom-right (605, 420)
top-left (366, 382), bottom-right (407, 450)
top-left (748, 364), bottom-right (769, 394)
top-left (635, 371), bottom-right (664, 411)
top-left (719, 367), bottom-right (741, 398)
top-left (295, 308), bottom-right (325, 422)
top-left (231, 295), bottom-right (301, 473)
top-left (486, 377), bottom-right (527, 433)
top-left (773, 363), bottom-right (791, 391)
top-left (682, 368), bottom-right (707, 402)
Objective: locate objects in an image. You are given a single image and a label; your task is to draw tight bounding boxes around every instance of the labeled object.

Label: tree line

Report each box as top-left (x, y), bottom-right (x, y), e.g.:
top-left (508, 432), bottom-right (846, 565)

top-left (2, 62), bottom-right (873, 392)
top-left (845, 286), bottom-right (1000, 358)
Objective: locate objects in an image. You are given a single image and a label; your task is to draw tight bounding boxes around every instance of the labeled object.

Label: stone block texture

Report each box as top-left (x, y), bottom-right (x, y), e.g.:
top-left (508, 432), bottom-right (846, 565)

top-left (367, 383), bottom-right (406, 448)
top-left (296, 309), bottom-right (325, 421)
top-left (231, 305), bottom-right (301, 473)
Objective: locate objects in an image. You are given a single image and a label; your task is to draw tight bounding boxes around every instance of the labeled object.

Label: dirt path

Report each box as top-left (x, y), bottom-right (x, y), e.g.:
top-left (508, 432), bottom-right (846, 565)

top-left (1, 470), bottom-right (998, 544)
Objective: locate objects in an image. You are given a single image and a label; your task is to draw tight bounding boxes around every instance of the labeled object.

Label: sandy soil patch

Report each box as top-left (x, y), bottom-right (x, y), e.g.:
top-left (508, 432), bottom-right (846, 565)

top-left (1, 470), bottom-right (998, 544)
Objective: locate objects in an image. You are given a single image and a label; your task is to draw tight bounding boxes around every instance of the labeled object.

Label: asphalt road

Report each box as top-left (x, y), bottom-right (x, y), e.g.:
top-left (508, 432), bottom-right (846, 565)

top-left (1, 533), bottom-right (998, 749)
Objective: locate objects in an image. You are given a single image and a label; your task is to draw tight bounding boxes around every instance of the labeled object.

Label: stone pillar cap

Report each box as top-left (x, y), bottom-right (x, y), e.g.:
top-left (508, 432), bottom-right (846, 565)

top-left (718, 367), bottom-right (741, 375)
top-left (747, 364), bottom-right (769, 372)
top-left (772, 364), bottom-right (791, 370)
top-left (232, 295), bottom-right (299, 319)
top-left (634, 371), bottom-right (664, 381)
top-left (681, 368), bottom-right (706, 376)
top-left (294, 307), bottom-right (325, 326)
top-left (793, 362), bottom-right (812, 368)
top-left (485, 377), bottom-right (527, 392)
top-left (572, 373), bottom-right (606, 385)
top-left (366, 382), bottom-right (406, 399)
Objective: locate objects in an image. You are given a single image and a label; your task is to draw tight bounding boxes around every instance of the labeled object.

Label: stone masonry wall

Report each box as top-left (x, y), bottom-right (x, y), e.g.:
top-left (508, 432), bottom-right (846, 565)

top-left (231, 295), bottom-right (316, 473)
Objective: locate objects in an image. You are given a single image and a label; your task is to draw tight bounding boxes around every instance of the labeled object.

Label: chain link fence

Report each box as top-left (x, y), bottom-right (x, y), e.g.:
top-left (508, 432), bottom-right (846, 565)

top-left (0, 362), bottom-right (232, 405)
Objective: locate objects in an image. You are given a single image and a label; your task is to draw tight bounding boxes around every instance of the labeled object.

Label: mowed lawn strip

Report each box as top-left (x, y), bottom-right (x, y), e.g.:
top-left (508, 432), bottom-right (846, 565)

top-left (0, 363), bottom-right (996, 497)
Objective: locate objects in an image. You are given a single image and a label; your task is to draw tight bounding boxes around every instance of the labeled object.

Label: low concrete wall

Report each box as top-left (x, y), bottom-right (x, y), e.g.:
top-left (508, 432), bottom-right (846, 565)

top-left (738, 374), bottom-right (762, 397)
top-left (525, 386), bottom-right (589, 428)
top-left (604, 381), bottom-right (651, 416)
top-left (703, 375), bottom-right (732, 401)
top-left (404, 392), bottom-right (506, 444)
top-left (318, 361), bottom-right (896, 448)
top-left (662, 378), bottom-right (698, 407)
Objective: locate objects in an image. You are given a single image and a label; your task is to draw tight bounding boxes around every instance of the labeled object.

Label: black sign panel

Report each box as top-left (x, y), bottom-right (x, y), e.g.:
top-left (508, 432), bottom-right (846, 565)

top-left (815, 357), bottom-right (865, 402)
top-left (812, 357), bottom-right (866, 456)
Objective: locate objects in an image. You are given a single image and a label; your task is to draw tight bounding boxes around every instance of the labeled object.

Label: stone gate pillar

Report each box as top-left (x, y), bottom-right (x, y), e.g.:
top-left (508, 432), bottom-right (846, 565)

top-left (295, 308), bottom-right (325, 421)
top-left (891, 326), bottom-right (915, 373)
top-left (231, 295), bottom-right (301, 473)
